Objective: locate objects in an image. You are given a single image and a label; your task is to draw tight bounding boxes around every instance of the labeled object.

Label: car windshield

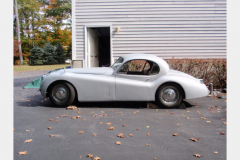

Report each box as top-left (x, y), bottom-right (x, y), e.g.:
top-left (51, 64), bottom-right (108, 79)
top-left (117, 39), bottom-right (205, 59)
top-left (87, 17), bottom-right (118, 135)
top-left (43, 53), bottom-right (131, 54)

top-left (111, 57), bottom-right (124, 70)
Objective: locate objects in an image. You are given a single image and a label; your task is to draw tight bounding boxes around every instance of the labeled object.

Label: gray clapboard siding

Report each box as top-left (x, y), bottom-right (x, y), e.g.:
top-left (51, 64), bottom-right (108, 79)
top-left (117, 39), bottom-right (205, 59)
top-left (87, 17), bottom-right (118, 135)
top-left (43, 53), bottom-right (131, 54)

top-left (73, 0), bottom-right (226, 61)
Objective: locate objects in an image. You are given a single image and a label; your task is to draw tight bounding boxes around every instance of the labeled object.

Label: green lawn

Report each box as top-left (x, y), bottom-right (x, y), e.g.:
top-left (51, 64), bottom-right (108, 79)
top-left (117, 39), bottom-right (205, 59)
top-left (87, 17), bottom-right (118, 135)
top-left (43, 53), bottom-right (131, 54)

top-left (14, 64), bottom-right (71, 72)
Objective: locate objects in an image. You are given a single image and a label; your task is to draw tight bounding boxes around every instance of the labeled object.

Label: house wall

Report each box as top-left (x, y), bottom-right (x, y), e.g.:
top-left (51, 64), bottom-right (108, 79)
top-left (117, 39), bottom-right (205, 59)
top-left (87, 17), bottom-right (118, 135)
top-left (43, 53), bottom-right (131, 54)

top-left (72, 0), bottom-right (226, 65)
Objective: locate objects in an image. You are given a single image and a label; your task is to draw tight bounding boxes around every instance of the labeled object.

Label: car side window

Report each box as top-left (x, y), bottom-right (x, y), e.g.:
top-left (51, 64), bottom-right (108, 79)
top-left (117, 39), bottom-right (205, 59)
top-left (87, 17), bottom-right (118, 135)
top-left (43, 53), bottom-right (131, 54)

top-left (118, 61), bottom-right (130, 74)
top-left (117, 60), bottom-right (160, 75)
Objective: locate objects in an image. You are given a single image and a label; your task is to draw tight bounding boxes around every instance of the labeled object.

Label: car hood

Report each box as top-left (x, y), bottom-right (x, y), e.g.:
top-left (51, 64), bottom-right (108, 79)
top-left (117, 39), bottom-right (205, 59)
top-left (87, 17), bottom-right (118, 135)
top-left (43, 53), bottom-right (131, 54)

top-left (168, 69), bottom-right (197, 81)
top-left (65, 67), bottom-right (111, 75)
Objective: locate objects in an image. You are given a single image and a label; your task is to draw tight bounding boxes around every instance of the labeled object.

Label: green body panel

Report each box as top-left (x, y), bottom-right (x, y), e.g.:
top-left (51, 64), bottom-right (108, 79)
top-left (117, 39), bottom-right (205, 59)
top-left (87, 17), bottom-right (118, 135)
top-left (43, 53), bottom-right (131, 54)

top-left (23, 68), bottom-right (64, 89)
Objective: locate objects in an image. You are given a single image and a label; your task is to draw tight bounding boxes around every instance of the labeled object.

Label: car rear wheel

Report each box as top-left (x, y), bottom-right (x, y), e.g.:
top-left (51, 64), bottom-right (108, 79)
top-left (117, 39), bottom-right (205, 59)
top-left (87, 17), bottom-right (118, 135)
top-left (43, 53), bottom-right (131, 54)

top-left (156, 83), bottom-right (183, 108)
top-left (49, 82), bottom-right (75, 107)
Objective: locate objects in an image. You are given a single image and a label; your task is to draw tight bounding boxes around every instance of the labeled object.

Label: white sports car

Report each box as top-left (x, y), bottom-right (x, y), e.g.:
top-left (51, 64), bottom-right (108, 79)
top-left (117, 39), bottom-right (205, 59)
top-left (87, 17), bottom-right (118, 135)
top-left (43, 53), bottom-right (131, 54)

top-left (40, 54), bottom-right (209, 108)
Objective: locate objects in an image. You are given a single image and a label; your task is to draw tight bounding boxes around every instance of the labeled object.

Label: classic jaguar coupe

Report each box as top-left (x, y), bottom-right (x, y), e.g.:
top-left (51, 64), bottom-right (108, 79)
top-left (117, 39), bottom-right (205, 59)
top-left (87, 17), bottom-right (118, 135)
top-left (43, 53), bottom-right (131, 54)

top-left (40, 54), bottom-right (209, 108)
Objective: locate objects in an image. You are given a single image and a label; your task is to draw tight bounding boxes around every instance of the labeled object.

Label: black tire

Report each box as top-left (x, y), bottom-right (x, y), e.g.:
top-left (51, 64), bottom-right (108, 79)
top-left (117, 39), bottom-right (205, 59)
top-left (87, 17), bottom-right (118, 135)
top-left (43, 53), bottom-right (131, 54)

top-left (156, 83), bottom-right (183, 108)
top-left (49, 82), bottom-right (76, 107)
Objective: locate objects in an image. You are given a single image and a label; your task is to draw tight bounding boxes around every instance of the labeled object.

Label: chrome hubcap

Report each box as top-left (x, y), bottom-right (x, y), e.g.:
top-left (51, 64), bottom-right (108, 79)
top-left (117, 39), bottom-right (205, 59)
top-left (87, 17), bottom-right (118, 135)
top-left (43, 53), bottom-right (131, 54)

top-left (162, 88), bottom-right (177, 104)
top-left (52, 85), bottom-right (68, 103)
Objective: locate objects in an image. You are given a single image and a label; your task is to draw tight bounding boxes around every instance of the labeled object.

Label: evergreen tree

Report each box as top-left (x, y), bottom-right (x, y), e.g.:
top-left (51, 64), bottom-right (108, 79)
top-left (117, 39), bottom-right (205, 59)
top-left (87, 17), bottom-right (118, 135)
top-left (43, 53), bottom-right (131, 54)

top-left (29, 46), bottom-right (44, 65)
top-left (43, 42), bottom-right (58, 64)
top-left (55, 42), bottom-right (66, 64)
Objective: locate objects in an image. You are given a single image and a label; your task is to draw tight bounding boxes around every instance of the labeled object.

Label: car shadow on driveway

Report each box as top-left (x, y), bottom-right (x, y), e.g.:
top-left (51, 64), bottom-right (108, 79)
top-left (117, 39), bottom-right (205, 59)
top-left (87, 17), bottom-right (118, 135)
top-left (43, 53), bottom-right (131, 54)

top-left (15, 94), bottom-right (194, 109)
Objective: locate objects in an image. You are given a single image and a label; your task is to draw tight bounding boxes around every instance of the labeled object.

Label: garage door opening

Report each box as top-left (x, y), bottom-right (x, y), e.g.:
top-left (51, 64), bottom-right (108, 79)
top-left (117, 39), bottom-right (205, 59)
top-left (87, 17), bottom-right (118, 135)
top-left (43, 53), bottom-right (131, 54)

top-left (87, 27), bottom-right (111, 67)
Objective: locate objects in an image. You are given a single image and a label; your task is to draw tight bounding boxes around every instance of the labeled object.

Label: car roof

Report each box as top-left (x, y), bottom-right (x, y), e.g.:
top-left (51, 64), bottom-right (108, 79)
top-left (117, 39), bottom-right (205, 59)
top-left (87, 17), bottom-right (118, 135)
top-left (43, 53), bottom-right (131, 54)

top-left (120, 54), bottom-right (164, 65)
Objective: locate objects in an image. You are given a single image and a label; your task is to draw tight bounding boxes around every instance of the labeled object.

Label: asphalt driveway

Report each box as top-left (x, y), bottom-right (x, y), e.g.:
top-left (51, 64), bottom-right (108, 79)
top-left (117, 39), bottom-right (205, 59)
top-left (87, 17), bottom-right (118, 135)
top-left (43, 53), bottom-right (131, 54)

top-left (14, 70), bottom-right (226, 160)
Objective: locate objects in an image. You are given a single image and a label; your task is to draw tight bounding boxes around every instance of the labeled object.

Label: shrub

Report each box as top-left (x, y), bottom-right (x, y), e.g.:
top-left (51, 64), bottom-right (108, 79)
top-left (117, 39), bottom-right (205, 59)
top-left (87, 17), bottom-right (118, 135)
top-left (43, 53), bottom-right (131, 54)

top-left (165, 59), bottom-right (226, 89)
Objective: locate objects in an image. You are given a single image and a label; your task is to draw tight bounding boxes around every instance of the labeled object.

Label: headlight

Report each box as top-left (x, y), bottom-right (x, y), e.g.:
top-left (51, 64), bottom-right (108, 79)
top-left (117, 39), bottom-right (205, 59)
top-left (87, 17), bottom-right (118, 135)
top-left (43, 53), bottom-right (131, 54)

top-left (198, 79), bottom-right (204, 84)
top-left (42, 73), bottom-right (50, 80)
top-left (42, 74), bottom-right (46, 80)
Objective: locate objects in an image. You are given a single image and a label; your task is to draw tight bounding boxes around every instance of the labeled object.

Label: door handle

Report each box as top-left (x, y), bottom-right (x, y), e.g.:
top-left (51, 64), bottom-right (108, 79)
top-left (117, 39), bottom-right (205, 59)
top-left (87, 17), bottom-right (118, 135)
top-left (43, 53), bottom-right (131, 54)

top-left (145, 78), bottom-right (149, 82)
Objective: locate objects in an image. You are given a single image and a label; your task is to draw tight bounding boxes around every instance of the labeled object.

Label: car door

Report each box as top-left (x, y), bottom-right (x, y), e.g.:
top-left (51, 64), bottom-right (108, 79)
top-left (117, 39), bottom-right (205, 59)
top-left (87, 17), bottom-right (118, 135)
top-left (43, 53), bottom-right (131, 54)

top-left (115, 60), bottom-right (159, 101)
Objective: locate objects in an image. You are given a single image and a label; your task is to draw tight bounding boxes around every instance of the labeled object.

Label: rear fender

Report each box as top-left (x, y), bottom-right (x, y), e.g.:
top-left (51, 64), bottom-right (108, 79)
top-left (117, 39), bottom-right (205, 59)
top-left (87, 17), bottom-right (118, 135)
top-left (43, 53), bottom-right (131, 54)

top-left (151, 75), bottom-right (209, 100)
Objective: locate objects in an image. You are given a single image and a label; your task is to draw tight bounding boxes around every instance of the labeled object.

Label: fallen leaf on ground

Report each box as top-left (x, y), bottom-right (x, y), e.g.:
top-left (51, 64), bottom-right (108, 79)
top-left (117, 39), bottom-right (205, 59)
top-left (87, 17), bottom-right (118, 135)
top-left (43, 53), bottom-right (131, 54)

top-left (49, 119), bottom-right (53, 121)
top-left (147, 133), bottom-right (151, 136)
top-left (189, 137), bottom-right (200, 142)
top-left (99, 114), bottom-right (107, 116)
top-left (55, 117), bottom-right (59, 119)
top-left (170, 112), bottom-right (174, 115)
top-left (18, 151), bottom-right (28, 155)
top-left (87, 154), bottom-right (93, 158)
top-left (76, 108), bottom-right (81, 110)
top-left (24, 139), bottom-right (33, 143)
top-left (55, 120), bottom-right (59, 122)
top-left (93, 133), bottom-right (97, 136)
top-left (221, 119), bottom-right (225, 120)
top-left (48, 127), bottom-right (53, 130)
top-left (108, 126), bottom-right (115, 130)
top-left (154, 158), bottom-right (157, 160)
top-left (60, 115), bottom-right (68, 117)
top-left (117, 133), bottom-right (126, 138)
top-left (187, 111), bottom-right (190, 112)
top-left (129, 134), bottom-right (133, 137)
top-left (201, 117), bottom-right (206, 120)
top-left (92, 115), bottom-right (96, 117)
top-left (145, 144), bottom-right (150, 146)
top-left (136, 128), bottom-right (140, 130)
top-left (222, 122), bottom-right (226, 124)
top-left (193, 154), bottom-right (201, 158)
top-left (146, 126), bottom-right (150, 128)
top-left (177, 124), bottom-right (180, 126)
top-left (122, 125), bottom-right (126, 127)
top-left (134, 110), bottom-right (139, 113)
top-left (25, 130), bottom-right (30, 132)
top-left (49, 134), bottom-right (55, 137)
top-left (83, 119), bottom-right (86, 121)
top-left (106, 122), bottom-right (111, 125)
top-left (26, 100), bottom-right (31, 102)
top-left (220, 132), bottom-right (225, 135)
top-left (78, 131), bottom-right (84, 134)
top-left (93, 157), bottom-right (101, 160)
top-left (173, 133), bottom-right (178, 136)
top-left (100, 122), bottom-right (103, 124)
top-left (206, 121), bottom-right (211, 123)
top-left (115, 141), bottom-right (121, 145)
top-left (111, 110), bottom-right (113, 111)
top-left (214, 151), bottom-right (218, 154)
top-left (76, 116), bottom-right (81, 118)
top-left (195, 106), bottom-right (199, 108)
top-left (72, 116), bottom-right (76, 119)
top-left (185, 117), bottom-right (190, 119)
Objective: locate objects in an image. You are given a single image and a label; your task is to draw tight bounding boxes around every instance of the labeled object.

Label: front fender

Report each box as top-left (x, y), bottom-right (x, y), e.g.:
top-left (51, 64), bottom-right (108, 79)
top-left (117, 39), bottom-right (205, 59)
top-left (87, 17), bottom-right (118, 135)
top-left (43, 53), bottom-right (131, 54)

top-left (40, 72), bottom-right (74, 97)
top-left (151, 75), bottom-right (209, 100)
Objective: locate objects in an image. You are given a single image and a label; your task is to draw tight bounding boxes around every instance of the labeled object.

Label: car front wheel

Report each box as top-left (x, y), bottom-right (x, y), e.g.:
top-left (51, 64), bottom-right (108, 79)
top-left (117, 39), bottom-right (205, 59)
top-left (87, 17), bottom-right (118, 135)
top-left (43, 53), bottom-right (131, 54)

top-left (156, 83), bottom-right (183, 108)
top-left (49, 82), bottom-right (75, 107)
